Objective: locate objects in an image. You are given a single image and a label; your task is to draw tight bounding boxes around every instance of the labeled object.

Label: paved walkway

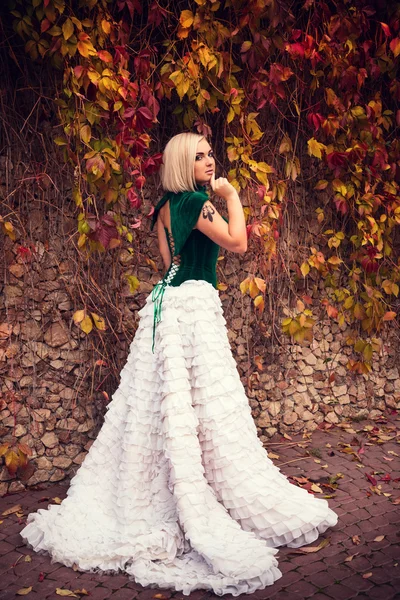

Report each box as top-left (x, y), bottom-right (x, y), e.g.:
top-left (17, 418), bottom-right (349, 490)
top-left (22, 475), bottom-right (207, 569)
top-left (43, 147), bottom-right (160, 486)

top-left (0, 417), bottom-right (399, 600)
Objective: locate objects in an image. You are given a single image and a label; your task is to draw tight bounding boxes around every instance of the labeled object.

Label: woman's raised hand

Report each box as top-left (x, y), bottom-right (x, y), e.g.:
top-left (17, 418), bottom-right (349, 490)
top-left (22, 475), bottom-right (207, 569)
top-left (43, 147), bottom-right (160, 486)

top-left (210, 173), bottom-right (238, 201)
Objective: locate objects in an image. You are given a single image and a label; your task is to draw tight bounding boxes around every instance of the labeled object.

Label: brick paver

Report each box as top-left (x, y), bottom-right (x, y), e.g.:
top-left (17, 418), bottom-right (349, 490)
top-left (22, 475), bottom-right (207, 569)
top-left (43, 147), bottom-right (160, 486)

top-left (0, 415), bottom-right (399, 600)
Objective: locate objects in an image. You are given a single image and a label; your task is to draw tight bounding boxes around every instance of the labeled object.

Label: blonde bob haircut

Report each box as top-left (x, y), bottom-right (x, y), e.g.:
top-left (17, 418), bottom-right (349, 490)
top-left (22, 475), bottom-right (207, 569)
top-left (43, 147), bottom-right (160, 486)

top-left (160, 132), bottom-right (205, 193)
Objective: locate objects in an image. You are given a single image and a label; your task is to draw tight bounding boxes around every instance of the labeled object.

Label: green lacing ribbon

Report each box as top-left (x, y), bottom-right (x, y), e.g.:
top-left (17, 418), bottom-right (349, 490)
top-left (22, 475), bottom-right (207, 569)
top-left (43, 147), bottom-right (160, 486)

top-left (151, 279), bottom-right (167, 353)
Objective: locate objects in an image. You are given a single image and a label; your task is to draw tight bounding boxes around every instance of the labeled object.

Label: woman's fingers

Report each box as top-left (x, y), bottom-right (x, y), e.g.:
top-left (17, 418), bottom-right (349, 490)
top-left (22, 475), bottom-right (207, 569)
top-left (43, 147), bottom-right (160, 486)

top-left (210, 172), bottom-right (216, 190)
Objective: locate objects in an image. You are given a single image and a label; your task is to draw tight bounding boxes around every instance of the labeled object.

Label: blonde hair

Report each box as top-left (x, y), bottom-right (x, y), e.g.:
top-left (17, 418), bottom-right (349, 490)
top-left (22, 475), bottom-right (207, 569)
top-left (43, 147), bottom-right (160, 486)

top-left (160, 132), bottom-right (205, 193)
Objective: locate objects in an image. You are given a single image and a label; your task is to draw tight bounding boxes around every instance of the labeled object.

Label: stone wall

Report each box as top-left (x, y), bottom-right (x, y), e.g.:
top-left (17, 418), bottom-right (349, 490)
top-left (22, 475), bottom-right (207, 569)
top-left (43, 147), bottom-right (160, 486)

top-left (1, 166), bottom-right (400, 496)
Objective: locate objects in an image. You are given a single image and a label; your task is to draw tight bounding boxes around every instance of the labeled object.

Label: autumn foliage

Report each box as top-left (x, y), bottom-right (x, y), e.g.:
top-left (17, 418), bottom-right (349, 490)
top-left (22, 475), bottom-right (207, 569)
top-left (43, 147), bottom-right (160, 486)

top-left (3, 0), bottom-right (400, 374)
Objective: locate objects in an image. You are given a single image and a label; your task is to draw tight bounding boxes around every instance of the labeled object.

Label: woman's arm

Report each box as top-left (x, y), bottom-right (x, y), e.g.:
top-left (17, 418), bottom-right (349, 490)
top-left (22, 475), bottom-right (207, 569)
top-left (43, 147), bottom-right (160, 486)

top-left (194, 176), bottom-right (247, 254)
top-left (156, 214), bottom-right (172, 270)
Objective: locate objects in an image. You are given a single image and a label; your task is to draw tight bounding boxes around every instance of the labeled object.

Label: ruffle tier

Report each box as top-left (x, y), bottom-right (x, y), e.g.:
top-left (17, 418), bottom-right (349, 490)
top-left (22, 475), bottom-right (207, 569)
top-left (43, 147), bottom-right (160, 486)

top-left (20, 280), bottom-right (337, 595)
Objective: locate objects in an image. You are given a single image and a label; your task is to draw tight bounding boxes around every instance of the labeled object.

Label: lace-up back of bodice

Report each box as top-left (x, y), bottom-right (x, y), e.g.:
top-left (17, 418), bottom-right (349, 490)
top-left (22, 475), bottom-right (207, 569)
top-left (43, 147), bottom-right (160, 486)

top-left (149, 188), bottom-right (222, 352)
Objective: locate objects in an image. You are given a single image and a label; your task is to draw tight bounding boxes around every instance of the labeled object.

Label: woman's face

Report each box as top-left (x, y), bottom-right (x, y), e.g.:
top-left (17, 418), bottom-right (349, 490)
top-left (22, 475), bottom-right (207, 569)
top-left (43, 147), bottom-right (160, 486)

top-left (194, 138), bottom-right (215, 186)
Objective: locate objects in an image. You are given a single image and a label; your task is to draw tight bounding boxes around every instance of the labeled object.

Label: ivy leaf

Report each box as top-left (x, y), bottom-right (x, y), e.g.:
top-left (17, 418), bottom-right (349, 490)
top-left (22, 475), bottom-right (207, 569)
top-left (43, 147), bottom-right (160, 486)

top-left (179, 10), bottom-right (194, 28)
top-left (62, 18), bottom-right (74, 41)
top-left (5, 450), bottom-right (19, 476)
top-left (389, 37), bottom-right (400, 58)
top-left (307, 137), bottom-right (326, 159)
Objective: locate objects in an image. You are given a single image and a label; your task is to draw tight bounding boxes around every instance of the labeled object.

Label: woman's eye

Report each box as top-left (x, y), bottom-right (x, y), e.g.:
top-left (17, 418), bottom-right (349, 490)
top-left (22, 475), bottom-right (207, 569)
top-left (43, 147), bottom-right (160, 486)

top-left (195, 155), bottom-right (203, 161)
top-left (208, 151), bottom-right (214, 158)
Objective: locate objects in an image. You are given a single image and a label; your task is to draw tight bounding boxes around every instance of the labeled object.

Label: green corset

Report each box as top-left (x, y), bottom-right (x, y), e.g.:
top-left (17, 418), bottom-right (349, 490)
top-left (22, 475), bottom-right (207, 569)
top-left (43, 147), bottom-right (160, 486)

top-left (149, 187), bottom-right (223, 352)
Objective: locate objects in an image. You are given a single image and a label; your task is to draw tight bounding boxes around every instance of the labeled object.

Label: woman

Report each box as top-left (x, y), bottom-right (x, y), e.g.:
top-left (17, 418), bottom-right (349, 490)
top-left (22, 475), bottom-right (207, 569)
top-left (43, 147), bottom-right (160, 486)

top-left (20, 132), bottom-right (338, 596)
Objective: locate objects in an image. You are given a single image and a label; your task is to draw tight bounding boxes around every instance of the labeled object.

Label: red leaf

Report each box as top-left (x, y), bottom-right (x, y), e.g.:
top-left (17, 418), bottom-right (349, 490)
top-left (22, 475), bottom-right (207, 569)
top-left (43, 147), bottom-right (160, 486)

top-left (380, 22), bottom-right (391, 37)
top-left (135, 175), bottom-right (146, 190)
top-left (365, 472), bottom-right (377, 486)
top-left (135, 107), bottom-right (154, 133)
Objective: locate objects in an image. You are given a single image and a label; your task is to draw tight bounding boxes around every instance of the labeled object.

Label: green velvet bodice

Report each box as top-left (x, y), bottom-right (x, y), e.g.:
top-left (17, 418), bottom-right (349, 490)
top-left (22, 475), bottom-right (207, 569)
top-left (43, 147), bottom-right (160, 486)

top-left (149, 187), bottom-right (224, 352)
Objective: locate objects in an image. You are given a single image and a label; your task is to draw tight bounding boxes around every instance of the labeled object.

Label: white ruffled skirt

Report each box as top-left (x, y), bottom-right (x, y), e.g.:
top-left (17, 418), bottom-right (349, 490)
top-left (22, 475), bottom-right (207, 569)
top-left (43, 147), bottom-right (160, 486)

top-left (20, 280), bottom-right (338, 596)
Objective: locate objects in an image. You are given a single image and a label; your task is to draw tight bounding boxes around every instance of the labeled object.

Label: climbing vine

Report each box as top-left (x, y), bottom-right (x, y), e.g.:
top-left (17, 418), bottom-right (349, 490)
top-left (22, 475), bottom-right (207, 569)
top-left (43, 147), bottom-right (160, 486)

top-left (3, 0), bottom-right (400, 373)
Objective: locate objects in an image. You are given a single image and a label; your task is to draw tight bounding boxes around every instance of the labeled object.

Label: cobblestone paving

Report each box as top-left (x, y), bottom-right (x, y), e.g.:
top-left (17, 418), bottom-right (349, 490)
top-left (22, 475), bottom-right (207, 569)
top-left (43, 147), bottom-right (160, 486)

top-left (0, 417), bottom-right (399, 600)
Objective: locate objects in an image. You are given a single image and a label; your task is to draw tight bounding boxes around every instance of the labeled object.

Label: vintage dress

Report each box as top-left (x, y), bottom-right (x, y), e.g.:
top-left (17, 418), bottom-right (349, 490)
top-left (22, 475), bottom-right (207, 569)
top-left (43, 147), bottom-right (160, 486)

top-left (20, 188), bottom-right (338, 596)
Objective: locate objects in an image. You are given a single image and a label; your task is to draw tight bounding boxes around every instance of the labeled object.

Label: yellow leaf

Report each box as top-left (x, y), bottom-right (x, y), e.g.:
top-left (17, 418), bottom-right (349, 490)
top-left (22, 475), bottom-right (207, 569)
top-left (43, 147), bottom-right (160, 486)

top-left (90, 313), bottom-right (106, 331)
top-left (80, 125), bottom-right (91, 144)
top-left (5, 451), bottom-right (19, 475)
top-left (126, 275), bottom-right (140, 294)
top-left (62, 18), bottom-right (74, 41)
top-left (289, 538), bottom-right (329, 554)
top-left (56, 590), bottom-right (79, 598)
top-left (311, 483), bottom-right (323, 493)
top-left (374, 535), bottom-right (385, 542)
top-left (72, 310), bottom-right (85, 325)
top-left (2, 504), bottom-right (22, 516)
top-left (52, 497), bottom-right (62, 504)
top-left (254, 294), bottom-right (264, 313)
top-left (80, 315), bottom-right (93, 334)
top-left (16, 588), bottom-right (33, 596)
top-left (254, 277), bottom-right (266, 293)
top-left (345, 553), bottom-right (359, 562)
top-left (240, 277), bottom-right (250, 295)
top-left (300, 262), bottom-right (310, 277)
top-left (24, 555), bottom-right (32, 562)
top-left (227, 107), bottom-right (235, 124)
top-left (268, 452), bottom-right (279, 459)
top-left (217, 283), bottom-right (228, 291)
top-left (307, 137), bottom-right (325, 159)
top-left (77, 233), bottom-right (87, 248)
top-left (101, 19), bottom-right (111, 34)
top-left (179, 10), bottom-right (194, 28)
top-left (249, 279), bottom-right (259, 299)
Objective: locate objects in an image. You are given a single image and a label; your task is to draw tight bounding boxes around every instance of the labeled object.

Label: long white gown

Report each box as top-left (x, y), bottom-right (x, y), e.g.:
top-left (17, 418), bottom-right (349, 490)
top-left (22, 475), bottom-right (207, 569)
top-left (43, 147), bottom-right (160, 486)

top-left (20, 278), bottom-right (338, 596)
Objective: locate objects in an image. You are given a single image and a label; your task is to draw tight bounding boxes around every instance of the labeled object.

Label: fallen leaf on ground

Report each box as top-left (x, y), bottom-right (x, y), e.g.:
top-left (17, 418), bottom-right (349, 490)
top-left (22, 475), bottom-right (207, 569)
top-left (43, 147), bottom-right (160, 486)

top-left (392, 496), bottom-right (400, 505)
top-left (365, 472), bottom-right (377, 486)
top-left (311, 483), bottom-right (323, 493)
top-left (288, 538), bottom-right (329, 554)
top-left (363, 572), bottom-right (373, 578)
top-left (388, 450), bottom-right (398, 456)
top-left (2, 504), bottom-right (22, 516)
top-left (374, 535), bottom-right (385, 542)
top-left (16, 588), bottom-right (32, 596)
top-left (383, 456), bottom-right (394, 461)
top-left (352, 535), bottom-right (361, 545)
top-left (56, 589), bottom-right (78, 598)
top-left (24, 555), bottom-right (32, 562)
top-left (345, 553), bottom-right (359, 562)
top-left (268, 452), bottom-right (280, 459)
top-left (52, 497), bottom-right (62, 504)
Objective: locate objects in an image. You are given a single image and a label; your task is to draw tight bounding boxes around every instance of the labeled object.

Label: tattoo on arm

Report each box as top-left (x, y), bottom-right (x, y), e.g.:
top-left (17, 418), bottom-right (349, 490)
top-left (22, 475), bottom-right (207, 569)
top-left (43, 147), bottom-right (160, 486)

top-left (202, 202), bottom-right (215, 222)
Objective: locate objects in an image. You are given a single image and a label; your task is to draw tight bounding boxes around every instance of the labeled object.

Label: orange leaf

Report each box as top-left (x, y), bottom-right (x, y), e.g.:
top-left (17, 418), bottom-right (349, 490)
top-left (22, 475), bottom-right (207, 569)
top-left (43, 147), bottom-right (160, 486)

top-left (383, 311), bottom-right (396, 321)
top-left (179, 10), bottom-right (194, 28)
top-left (390, 37), bottom-right (400, 58)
